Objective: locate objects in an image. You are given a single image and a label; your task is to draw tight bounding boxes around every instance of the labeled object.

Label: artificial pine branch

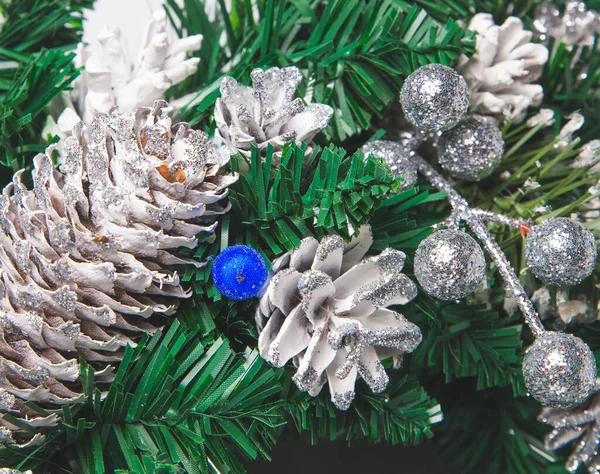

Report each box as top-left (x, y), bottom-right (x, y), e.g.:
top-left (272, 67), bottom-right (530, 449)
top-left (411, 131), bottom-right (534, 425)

top-left (0, 0), bottom-right (92, 52)
top-left (409, 286), bottom-right (526, 391)
top-left (184, 143), bottom-right (405, 298)
top-left (6, 320), bottom-right (285, 473)
top-left (286, 371), bottom-right (443, 445)
top-left (165, 0), bottom-right (476, 142)
top-left (0, 0), bottom-right (94, 178)
top-left (540, 37), bottom-right (600, 140)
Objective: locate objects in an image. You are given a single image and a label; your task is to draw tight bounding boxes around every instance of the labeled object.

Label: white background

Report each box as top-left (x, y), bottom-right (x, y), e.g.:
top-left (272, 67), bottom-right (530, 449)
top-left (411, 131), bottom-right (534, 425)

top-left (84, 0), bottom-right (166, 56)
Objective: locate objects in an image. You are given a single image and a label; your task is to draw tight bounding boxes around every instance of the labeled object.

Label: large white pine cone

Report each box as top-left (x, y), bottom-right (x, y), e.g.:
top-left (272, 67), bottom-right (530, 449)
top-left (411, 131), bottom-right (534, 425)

top-left (457, 14), bottom-right (549, 122)
top-left (0, 101), bottom-right (236, 444)
top-left (48, 10), bottom-right (203, 137)
top-left (256, 226), bottom-right (421, 410)
top-left (215, 66), bottom-right (333, 157)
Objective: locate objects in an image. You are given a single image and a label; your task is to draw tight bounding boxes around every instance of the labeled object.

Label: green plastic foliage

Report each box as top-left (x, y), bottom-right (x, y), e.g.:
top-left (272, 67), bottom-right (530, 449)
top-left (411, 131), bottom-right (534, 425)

top-left (410, 286), bottom-right (525, 392)
top-left (287, 372), bottom-right (442, 446)
top-left (0, 50), bottom-right (80, 174)
top-left (0, 0), bottom-right (93, 177)
top-left (0, 0), bottom-right (92, 52)
top-left (165, 0), bottom-right (476, 142)
top-left (186, 143), bottom-right (402, 296)
top-left (58, 321), bottom-right (285, 474)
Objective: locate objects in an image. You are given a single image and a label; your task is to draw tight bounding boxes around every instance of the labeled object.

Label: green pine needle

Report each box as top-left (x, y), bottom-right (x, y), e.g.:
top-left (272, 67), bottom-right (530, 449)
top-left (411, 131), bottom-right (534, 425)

top-left (287, 371), bottom-right (443, 446)
top-left (166, 0), bottom-right (476, 142)
top-left (0, 0), bottom-right (93, 178)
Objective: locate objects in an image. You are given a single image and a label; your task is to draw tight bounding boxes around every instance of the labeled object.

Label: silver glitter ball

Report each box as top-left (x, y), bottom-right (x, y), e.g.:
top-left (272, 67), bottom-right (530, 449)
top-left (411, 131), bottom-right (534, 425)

top-left (523, 331), bottom-right (596, 408)
top-left (400, 64), bottom-right (470, 132)
top-left (361, 139), bottom-right (418, 190)
top-left (414, 229), bottom-right (486, 300)
top-left (526, 217), bottom-right (597, 287)
top-left (437, 116), bottom-right (505, 181)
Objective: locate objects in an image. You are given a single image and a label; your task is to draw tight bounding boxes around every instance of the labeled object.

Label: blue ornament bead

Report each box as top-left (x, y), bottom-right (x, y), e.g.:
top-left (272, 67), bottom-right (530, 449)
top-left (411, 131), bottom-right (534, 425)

top-left (212, 245), bottom-right (269, 300)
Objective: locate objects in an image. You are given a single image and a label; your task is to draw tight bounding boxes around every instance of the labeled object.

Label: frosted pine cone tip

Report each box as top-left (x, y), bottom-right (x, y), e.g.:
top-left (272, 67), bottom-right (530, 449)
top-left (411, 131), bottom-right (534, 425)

top-left (257, 226), bottom-right (421, 410)
top-left (215, 66), bottom-right (333, 157)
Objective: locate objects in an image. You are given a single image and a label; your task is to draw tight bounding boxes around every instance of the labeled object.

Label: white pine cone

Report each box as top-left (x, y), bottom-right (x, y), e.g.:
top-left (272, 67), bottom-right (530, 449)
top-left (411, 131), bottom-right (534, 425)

top-left (215, 66), bottom-right (333, 157)
top-left (457, 14), bottom-right (549, 122)
top-left (256, 226), bottom-right (421, 410)
top-left (0, 101), bottom-right (236, 443)
top-left (47, 10), bottom-right (203, 137)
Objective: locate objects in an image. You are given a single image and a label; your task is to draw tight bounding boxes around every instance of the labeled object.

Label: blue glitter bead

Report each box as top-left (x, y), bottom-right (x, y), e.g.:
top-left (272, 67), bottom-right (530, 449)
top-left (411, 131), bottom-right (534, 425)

top-left (212, 245), bottom-right (269, 300)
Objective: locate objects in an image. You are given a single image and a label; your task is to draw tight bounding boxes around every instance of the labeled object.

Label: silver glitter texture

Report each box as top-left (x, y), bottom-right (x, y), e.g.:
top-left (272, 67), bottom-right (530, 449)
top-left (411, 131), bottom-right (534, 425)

top-left (437, 116), bottom-right (505, 181)
top-left (333, 391), bottom-right (356, 411)
top-left (526, 217), bottom-right (597, 287)
top-left (414, 229), bottom-right (486, 300)
top-left (53, 287), bottom-right (78, 311)
top-left (538, 388), bottom-right (600, 473)
top-left (400, 64), bottom-right (470, 132)
top-left (0, 389), bottom-right (15, 412)
top-left (534, 2), bottom-right (600, 45)
top-left (0, 101), bottom-right (237, 443)
top-left (257, 226), bottom-right (421, 411)
top-left (409, 152), bottom-right (595, 412)
top-left (215, 66), bottom-right (333, 157)
top-left (523, 331), bottom-right (596, 409)
top-left (361, 139), bottom-right (418, 190)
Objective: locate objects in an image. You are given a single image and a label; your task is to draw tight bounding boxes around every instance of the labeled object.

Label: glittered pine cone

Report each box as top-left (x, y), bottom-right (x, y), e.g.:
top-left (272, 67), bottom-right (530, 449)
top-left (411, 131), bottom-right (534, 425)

top-left (0, 101), bottom-right (236, 445)
top-left (256, 226), bottom-right (421, 410)
top-left (457, 14), bottom-right (549, 122)
top-left (215, 66), bottom-right (333, 157)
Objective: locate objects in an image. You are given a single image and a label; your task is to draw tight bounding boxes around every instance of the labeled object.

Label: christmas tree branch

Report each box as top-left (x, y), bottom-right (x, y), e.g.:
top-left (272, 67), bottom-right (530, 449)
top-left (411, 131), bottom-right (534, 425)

top-left (165, 0), bottom-right (476, 142)
top-left (16, 320), bottom-right (286, 473)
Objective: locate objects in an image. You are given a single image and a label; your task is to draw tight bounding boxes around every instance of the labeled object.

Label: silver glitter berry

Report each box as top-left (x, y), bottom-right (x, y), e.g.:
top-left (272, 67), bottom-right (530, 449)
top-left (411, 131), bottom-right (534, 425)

top-left (414, 229), bottom-right (486, 300)
top-left (526, 217), bottom-right (597, 287)
top-left (523, 331), bottom-right (596, 408)
top-left (400, 64), bottom-right (470, 132)
top-left (437, 116), bottom-right (505, 181)
top-left (361, 139), bottom-right (418, 190)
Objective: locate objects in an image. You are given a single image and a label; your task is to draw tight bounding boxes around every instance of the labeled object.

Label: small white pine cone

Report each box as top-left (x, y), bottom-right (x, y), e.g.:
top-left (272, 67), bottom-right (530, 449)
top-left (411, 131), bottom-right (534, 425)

top-left (256, 226), bottom-right (421, 410)
top-left (47, 10), bottom-right (203, 138)
top-left (215, 66), bottom-right (333, 158)
top-left (0, 101), bottom-right (236, 443)
top-left (457, 14), bottom-right (549, 122)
